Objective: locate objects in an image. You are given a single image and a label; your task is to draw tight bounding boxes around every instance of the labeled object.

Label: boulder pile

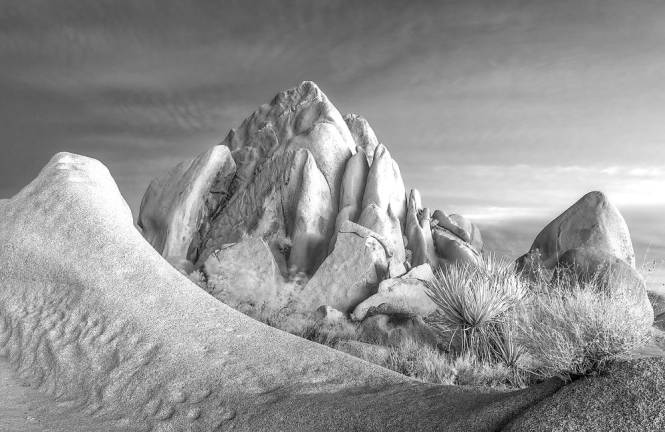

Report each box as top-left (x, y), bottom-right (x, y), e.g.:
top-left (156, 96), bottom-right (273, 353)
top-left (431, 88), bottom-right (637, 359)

top-left (138, 81), bottom-right (483, 321)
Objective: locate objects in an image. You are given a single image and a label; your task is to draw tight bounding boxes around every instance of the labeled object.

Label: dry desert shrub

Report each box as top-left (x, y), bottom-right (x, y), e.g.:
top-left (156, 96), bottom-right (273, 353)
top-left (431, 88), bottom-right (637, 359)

top-left (513, 278), bottom-right (651, 380)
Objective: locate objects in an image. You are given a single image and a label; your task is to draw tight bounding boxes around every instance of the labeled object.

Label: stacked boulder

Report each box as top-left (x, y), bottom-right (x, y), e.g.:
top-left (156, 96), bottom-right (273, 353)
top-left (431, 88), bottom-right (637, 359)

top-left (516, 191), bottom-right (653, 325)
top-left (137, 81), bottom-right (484, 329)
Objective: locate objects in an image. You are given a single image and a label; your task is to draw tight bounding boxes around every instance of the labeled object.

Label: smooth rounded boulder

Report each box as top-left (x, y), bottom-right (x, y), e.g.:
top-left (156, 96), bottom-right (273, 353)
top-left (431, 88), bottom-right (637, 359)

top-left (449, 213), bottom-right (483, 252)
top-left (432, 225), bottom-right (482, 266)
top-left (527, 191), bottom-right (635, 268)
top-left (352, 264), bottom-right (437, 321)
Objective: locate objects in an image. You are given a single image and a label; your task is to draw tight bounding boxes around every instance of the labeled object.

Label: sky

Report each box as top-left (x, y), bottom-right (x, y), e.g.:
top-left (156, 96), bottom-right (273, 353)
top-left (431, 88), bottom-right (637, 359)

top-left (1, 0), bottom-right (665, 264)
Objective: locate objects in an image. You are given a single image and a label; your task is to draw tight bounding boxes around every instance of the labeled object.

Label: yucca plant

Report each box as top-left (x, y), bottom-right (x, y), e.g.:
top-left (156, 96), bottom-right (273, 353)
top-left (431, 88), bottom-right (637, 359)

top-left (426, 256), bottom-right (528, 362)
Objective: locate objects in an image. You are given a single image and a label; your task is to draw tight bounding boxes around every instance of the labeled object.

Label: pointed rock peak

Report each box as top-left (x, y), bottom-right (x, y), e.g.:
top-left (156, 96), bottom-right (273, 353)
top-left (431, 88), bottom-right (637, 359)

top-left (577, 190), bottom-right (610, 207)
top-left (270, 80), bottom-right (326, 106)
top-left (409, 189), bottom-right (423, 211)
top-left (372, 143), bottom-right (389, 161)
top-left (223, 81), bottom-right (354, 154)
top-left (25, 152), bottom-right (133, 226)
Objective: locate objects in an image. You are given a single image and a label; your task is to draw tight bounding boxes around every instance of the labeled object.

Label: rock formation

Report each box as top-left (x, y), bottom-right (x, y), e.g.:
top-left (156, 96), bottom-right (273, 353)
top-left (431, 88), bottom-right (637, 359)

top-left (405, 195), bottom-right (438, 267)
top-left (203, 237), bottom-right (287, 309)
top-left (137, 146), bottom-right (236, 272)
top-left (344, 113), bottom-right (379, 165)
top-left (137, 82), bottom-right (483, 315)
top-left (0, 152), bottom-right (568, 431)
top-left (432, 225), bottom-right (482, 266)
top-left (302, 221), bottom-right (396, 313)
top-left (329, 148), bottom-right (369, 249)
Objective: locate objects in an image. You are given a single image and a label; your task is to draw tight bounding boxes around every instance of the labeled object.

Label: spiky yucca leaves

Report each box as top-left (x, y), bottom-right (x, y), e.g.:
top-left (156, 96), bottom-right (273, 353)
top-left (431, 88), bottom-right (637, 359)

top-left (426, 257), bottom-right (528, 363)
top-left (514, 278), bottom-right (651, 380)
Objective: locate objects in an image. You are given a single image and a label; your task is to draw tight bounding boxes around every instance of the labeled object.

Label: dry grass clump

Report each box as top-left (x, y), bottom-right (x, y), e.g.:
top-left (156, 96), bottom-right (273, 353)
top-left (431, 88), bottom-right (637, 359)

top-left (425, 257), bottom-right (528, 363)
top-left (513, 279), bottom-right (651, 380)
top-left (382, 336), bottom-right (523, 388)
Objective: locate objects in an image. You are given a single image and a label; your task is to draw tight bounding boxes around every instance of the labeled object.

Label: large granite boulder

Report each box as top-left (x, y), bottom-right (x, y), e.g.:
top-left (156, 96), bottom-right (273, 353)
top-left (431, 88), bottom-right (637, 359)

top-left (432, 225), bottom-right (482, 266)
top-left (352, 264), bottom-right (437, 321)
top-left (449, 213), bottom-right (483, 252)
top-left (523, 191), bottom-right (635, 268)
top-left (357, 203), bottom-right (407, 266)
top-left (137, 146), bottom-right (236, 271)
top-left (361, 144), bottom-right (407, 228)
top-left (344, 113), bottom-right (379, 165)
top-left (302, 221), bottom-right (395, 313)
top-left (203, 237), bottom-right (290, 309)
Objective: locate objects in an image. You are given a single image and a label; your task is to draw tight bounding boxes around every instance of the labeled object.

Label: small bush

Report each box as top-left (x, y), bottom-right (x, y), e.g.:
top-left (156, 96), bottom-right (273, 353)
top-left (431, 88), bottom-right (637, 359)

top-left (383, 337), bottom-right (525, 388)
top-left (426, 257), bottom-right (528, 362)
top-left (514, 279), bottom-right (651, 380)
